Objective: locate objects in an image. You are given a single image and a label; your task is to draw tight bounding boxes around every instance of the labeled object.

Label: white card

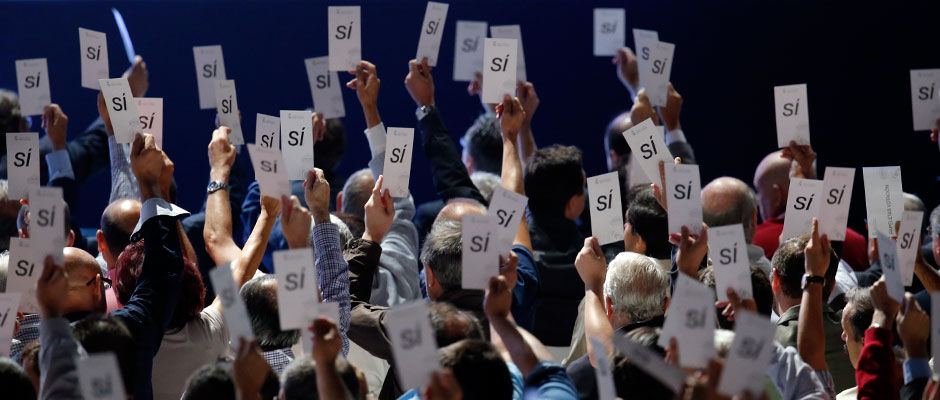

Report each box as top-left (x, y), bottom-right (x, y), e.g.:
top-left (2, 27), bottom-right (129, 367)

top-left (933, 293), bottom-right (940, 376)
top-left (641, 41), bottom-right (675, 107)
top-left (896, 211), bottom-right (924, 286)
top-left (28, 186), bottom-right (65, 265)
top-left (6, 238), bottom-right (41, 314)
top-left (708, 224), bottom-right (752, 302)
top-left (275, 248), bottom-right (318, 330)
top-left (246, 144), bottom-right (292, 199)
top-left (215, 80), bottom-right (244, 145)
top-left (0, 293), bottom-right (21, 358)
top-left (717, 311), bottom-right (777, 397)
top-left (461, 214), bottom-right (499, 290)
top-left (135, 98), bottom-right (163, 148)
top-left (5, 132), bottom-right (40, 199)
top-left (15, 58), bottom-right (51, 116)
top-left (416, 2), bottom-right (449, 66)
top-left (280, 110), bottom-right (315, 180)
top-left (301, 302), bottom-right (342, 356)
top-left (818, 167), bottom-right (855, 241)
top-left (658, 274), bottom-right (716, 368)
top-left (304, 56), bottom-right (346, 119)
top-left (255, 113), bottom-right (281, 149)
top-left (99, 78), bottom-right (142, 143)
top-left (774, 84), bottom-right (810, 147)
top-left (193, 45), bottom-right (226, 110)
top-left (481, 38), bottom-right (518, 104)
top-left (632, 29), bottom-right (659, 87)
top-left (664, 164), bottom-right (702, 235)
top-left (622, 119), bottom-right (673, 185)
top-left (780, 178), bottom-right (823, 242)
top-left (386, 301), bottom-right (440, 391)
top-left (588, 336), bottom-right (618, 400)
top-left (628, 152), bottom-right (652, 187)
top-left (487, 186), bottom-right (528, 253)
top-left (208, 263), bottom-right (255, 343)
top-left (76, 353), bottom-right (126, 400)
top-left (587, 172), bottom-right (625, 245)
top-left (910, 69), bottom-right (940, 131)
top-left (79, 28), bottom-right (109, 90)
top-left (876, 231), bottom-right (904, 303)
top-left (862, 166), bottom-right (904, 237)
top-left (453, 21), bottom-right (487, 82)
top-left (382, 127), bottom-right (415, 198)
top-left (328, 6), bottom-right (362, 71)
top-left (489, 25), bottom-right (527, 82)
top-left (611, 332), bottom-right (685, 394)
top-left (593, 8), bottom-right (625, 57)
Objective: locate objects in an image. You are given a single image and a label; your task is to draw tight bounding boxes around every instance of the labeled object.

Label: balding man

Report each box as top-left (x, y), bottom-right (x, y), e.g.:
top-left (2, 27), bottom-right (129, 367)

top-left (58, 247), bottom-right (109, 320)
top-left (95, 198), bottom-right (141, 311)
top-left (751, 147), bottom-right (868, 270)
top-left (702, 177), bottom-right (773, 277)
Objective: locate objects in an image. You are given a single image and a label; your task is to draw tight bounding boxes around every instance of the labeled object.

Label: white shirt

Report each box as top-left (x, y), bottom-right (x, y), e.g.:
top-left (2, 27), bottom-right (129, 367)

top-left (151, 306), bottom-right (231, 400)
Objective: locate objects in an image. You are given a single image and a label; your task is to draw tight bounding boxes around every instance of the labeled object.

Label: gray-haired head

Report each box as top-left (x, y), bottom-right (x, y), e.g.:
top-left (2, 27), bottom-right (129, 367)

top-left (305, 214), bottom-right (353, 252)
top-left (603, 252), bottom-right (670, 324)
top-left (339, 168), bottom-right (375, 217)
top-left (420, 218), bottom-right (463, 293)
top-left (240, 274), bottom-right (298, 351)
top-left (280, 356), bottom-right (360, 400)
top-left (470, 172), bottom-right (502, 204)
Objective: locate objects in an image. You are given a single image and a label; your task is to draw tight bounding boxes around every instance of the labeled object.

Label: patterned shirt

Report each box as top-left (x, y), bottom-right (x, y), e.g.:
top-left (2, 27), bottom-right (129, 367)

top-left (11, 313), bottom-right (41, 360)
top-left (108, 135), bottom-right (141, 202)
top-left (313, 222), bottom-right (351, 356)
top-left (263, 348), bottom-right (294, 375)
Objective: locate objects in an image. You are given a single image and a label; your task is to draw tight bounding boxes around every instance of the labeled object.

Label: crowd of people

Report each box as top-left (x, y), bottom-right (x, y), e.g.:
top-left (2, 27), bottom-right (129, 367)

top-left (1, 26), bottom-right (940, 400)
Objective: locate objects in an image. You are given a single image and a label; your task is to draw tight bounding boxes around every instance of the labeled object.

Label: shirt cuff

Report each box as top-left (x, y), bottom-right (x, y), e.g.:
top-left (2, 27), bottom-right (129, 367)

top-left (45, 149), bottom-right (74, 181)
top-left (665, 129), bottom-right (687, 146)
top-left (364, 123), bottom-right (386, 158)
top-left (904, 358), bottom-right (931, 384)
top-left (131, 198), bottom-right (190, 240)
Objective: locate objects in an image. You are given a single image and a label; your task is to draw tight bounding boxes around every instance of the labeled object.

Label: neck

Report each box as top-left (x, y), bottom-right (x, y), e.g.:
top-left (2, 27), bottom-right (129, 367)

top-left (774, 295), bottom-right (801, 316)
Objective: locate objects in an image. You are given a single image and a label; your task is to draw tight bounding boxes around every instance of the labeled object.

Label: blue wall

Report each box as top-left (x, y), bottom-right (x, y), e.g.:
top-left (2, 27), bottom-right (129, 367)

top-left (2, 0), bottom-right (939, 234)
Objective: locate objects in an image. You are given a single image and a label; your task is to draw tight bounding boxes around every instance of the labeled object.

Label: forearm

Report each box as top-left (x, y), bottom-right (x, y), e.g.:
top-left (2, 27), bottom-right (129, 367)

top-left (583, 290), bottom-right (614, 358)
top-left (39, 318), bottom-right (84, 400)
top-left (314, 223), bottom-right (351, 355)
top-left (490, 315), bottom-right (540, 378)
top-left (361, 102), bottom-right (381, 130)
top-left (502, 140), bottom-right (524, 194)
top-left (315, 361), bottom-right (354, 400)
top-left (797, 285), bottom-right (827, 370)
top-left (231, 209), bottom-right (276, 287)
top-left (857, 327), bottom-right (899, 400)
top-left (517, 120), bottom-right (536, 166)
top-left (913, 261), bottom-right (940, 292)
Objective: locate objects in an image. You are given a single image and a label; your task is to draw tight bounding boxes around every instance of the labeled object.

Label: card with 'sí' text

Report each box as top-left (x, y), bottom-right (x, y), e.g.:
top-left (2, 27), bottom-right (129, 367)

top-left (305, 56), bottom-right (346, 119)
top-left (487, 186), bottom-right (528, 253)
top-left (247, 144), bottom-right (291, 200)
top-left (818, 167), bottom-right (855, 241)
top-left (481, 38), bottom-right (518, 104)
top-left (15, 58), bottom-right (51, 116)
top-left (588, 335), bottom-right (618, 400)
top-left (28, 186), bottom-right (65, 265)
top-left (79, 28), bottom-right (109, 90)
top-left (910, 69), bottom-right (940, 131)
top-left (658, 274), bottom-right (716, 369)
top-left (780, 178), bottom-right (823, 242)
top-left (135, 98), bottom-right (163, 148)
top-left (461, 214), bottom-right (500, 290)
top-left (707, 224), bottom-right (752, 302)
top-left (274, 248), bottom-right (318, 330)
top-left (489, 25), bottom-right (527, 82)
top-left (100, 78), bottom-right (143, 144)
top-left (416, 2), bottom-right (449, 66)
top-left (382, 127), bottom-right (415, 198)
top-left (622, 118), bottom-right (672, 186)
top-left (717, 311), bottom-right (777, 397)
top-left (774, 83), bottom-right (810, 147)
top-left (0, 294), bottom-right (21, 358)
top-left (896, 211), bottom-right (924, 286)
top-left (593, 8), bottom-right (626, 57)
top-left (453, 21), bottom-right (488, 82)
top-left (193, 45), bottom-right (226, 110)
top-left (76, 352), bottom-right (126, 400)
top-left (632, 29), bottom-right (659, 68)
top-left (209, 263), bottom-right (255, 345)
top-left (215, 80), bottom-right (244, 145)
top-left (587, 172), bottom-right (624, 245)
top-left (876, 231), bottom-right (905, 303)
top-left (664, 163), bottom-right (702, 235)
top-left (386, 301), bottom-right (440, 391)
top-left (280, 110), bottom-right (315, 180)
top-left (6, 238), bottom-right (41, 314)
top-left (328, 6), bottom-right (362, 71)
top-left (255, 113), bottom-right (280, 150)
top-left (6, 132), bottom-right (40, 199)
top-left (639, 41), bottom-right (674, 107)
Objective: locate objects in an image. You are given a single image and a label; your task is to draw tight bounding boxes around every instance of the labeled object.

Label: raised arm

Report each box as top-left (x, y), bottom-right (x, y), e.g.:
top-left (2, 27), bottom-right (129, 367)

top-left (312, 318), bottom-right (355, 400)
top-left (575, 237), bottom-right (614, 360)
top-left (36, 255), bottom-right (84, 400)
top-left (797, 219), bottom-right (830, 371)
top-left (896, 292), bottom-right (931, 400)
top-left (204, 127), bottom-right (241, 265)
top-left (857, 278), bottom-right (901, 400)
top-left (485, 275), bottom-right (541, 377)
top-left (497, 94), bottom-right (532, 250)
top-left (515, 82), bottom-right (539, 165)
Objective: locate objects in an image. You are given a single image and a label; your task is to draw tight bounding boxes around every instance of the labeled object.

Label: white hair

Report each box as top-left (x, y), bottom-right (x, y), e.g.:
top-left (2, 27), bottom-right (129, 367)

top-left (603, 251), bottom-right (669, 323)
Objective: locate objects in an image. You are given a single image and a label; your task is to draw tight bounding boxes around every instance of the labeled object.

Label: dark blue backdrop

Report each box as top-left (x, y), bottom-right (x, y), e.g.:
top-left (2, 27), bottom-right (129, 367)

top-left (3, 0), bottom-right (939, 235)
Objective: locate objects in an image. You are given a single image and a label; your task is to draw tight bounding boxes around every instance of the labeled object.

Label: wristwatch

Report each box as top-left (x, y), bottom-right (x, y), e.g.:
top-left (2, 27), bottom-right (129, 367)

top-left (801, 274), bottom-right (825, 290)
top-left (415, 105), bottom-right (434, 121)
top-left (206, 180), bottom-right (229, 195)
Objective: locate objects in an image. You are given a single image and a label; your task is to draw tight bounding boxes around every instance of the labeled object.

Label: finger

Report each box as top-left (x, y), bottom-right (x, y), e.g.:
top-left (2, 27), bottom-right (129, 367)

top-left (810, 218), bottom-right (820, 244)
top-left (383, 189), bottom-right (393, 211)
top-left (501, 94), bottom-right (513, 115)
top-left (39, 255), bottom-right (57, 283)
top-left (360, 60), bottom-right (376, 75)
top-left (590, 237), bottom-right (603, 258)
top-left (495, 103), bottom-right (504, 118)
top-left (280, 195), bottom-right (292, 220)
top-left (668, 233), bottom-right (681, 246)
top-left (680, 225), bottom-right (691, 246)
top-left (346, 78), bottom-right (358, 90)
top-left (512, 96), bottom-right (524, 116)
top-left (698, 223), bottom-right (709, 245)
top-left (408, 59), bottom-right (419, 75)
top-left (421, 57), bottom-right (430, 72)
top-left (131, 133), bottom-right (145, 157)
top-left (372, 174), bottom-right (384, 196)
top-left (304, 170), bottom-right (317, 189)
top-left (727, 288), bottom-right (741, 308)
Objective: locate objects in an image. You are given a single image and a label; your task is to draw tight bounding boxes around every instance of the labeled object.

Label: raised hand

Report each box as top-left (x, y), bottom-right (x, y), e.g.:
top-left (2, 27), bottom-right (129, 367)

top-left (37, 255), bottom-right (69, 318)
top-left (657, 83), bottom-right (682, 132)
top-left (130, 133), bottom-right (172, 200)
top-left (404, 57), bottom-right (435, 107)
top-left (346, 60), bottom-right (381, 108)
top-left (629, 90), bottom-right (660, 126)
top-left (495, 94), bottom-right (526, 143)
top-left (484, 275), bottom-right (513, 320)
top-left (280, 195), bottom-right (312, 249)
top-left (517, 81), bottom-right (539, 121)
top-left (715, 287), bottom-right (757, 322)
top-left (123, 55), bottom-right (149, 98)
top-left (803, 218), bottom-right (830, 278)
top-left (232, 338), bottom-right (271, 398)
top-left (310, 317), bottom-right (343, 366)
top-left (869, 277), bottom-right (899, 330)
top-left (781, 140), bottom-right (817, 179)
top-left (363, 175), bottom-right (394, 243)
top-left (896, 292), bottom-right (929, 358)
top-left (613, 47), bottom-right (639, 94)
top-left (260, 195), bottom-right (281, 218)
top-left (672, 223), bottom-right (710, 278)
top-left (208, 127), bottom-right (236, 178)
top-left (651, 157), bottom-right (682, 211)
top-left (311, 112), bottom-right (327, 143)
top-left (574, 237), bottom-right (606, 293)
top-left (41, 104), bottom-right (68, 150)
top-left (303, 169), bottom-right (331, 224)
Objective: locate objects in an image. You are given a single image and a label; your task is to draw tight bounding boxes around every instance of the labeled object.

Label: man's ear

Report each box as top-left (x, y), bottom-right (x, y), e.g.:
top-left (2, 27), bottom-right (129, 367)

top-left (771, 183), bottom-right (784, 210)
top-left (67, 230), bottom-right (75, 247)
top-left (96, 230), bottom-right (108, 258)
top-left (608, 150), bottom-right (620, 164)
top-left (335, 191), bottom-right (344, 213)
top-left (604, 295), bottom-right (615, 319)
top-left (634, 234), bottom-right (647, 255)
top-left (424, 265), bottom-right (437, 289)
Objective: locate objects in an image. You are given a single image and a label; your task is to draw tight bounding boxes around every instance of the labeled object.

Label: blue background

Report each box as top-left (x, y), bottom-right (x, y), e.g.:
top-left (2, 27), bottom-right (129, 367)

top-left (2, 0), bottom-right (939, 235)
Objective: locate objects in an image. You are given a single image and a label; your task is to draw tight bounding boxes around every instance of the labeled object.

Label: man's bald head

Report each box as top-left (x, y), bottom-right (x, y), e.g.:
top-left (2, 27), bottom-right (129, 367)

top-left (64, 247), bottom-right (101, 279)
top-left (753, 151), bottom-right (792, 220)
top-left (99, 199), bottom-right (141, 264)
top-left (435, 199), bottom-right (487, 223)
top-left (63, 247), bottom-right (107, 314)
top-left (340, 168), bottom-right (375, 217)
top-left (604, 111), bottom-right (633, 171)
top-left (702, 177), bottom-right (759, 242)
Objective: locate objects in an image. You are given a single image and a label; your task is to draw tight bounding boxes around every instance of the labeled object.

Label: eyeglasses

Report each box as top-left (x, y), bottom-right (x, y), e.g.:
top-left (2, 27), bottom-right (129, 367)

top-left (85, 275), bottom-right (112, 290)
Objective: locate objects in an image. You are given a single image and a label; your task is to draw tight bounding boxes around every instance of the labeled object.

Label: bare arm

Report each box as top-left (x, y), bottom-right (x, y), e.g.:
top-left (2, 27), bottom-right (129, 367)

top-left (516, 82), bottom-right (539, 165)
top-left (498, 96), bottom-right (533, 252)
top-left (313, 318), bottom-right (355, 400)
top-left (203, 127), bottom-right (241, 265)
top-left (487, 276), bottom-right (541, 377)
top-left (797, 219), bottom-right (830, 371)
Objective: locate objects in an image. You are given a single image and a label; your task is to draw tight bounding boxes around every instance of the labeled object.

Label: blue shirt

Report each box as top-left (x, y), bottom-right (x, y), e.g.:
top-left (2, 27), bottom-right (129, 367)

top-left (510, 244), bottom-right (541, 331)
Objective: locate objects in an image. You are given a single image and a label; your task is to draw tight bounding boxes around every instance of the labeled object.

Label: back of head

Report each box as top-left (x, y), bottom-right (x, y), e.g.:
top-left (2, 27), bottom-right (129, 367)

top-left (340, 169), bottom-right (375, 217)
top-left (113, 239), bottom-right (205, 330)
top-left (314, 118), bottom-right (346, 171)
top-left (702, 177), bottom-right (759, 243)
top-left (0, 180), bottom-right (22, 252)
top-left (183, 361), bottom-right (235, 400)
top-left (470, 171), bottom-right (502, 204)
top-left (772, 234), bottom-right (838, 299)
top-left (332, 212), bottom-right (364, 244)
top-left (100, 199), bottom-right (142, 258)
top-left (524, 145), bottom-right (584, 217)
top-left (428, 301), bottom-right (484, 347)
top-left (626, 189), bottom-right (671, 259)
top-left (844, 287), bottom-right (874, 342)
top-left (0, 90), bottom-right (29, 153)
top-left (604, 112), bottom-right (631, 161)
top-left (420, 218), bottom-right (463, 293)
top-left (903, 192), bottom-right (925, 212)
top-left (0, 357), bottom-right (36, 400)
top-left (931, 205), bottom-right (940, 241)
top-left (699, 265), bottom-right (773, 329)
top-left (281, 357), bottom-right (361, 400)
top-left (611, 326), bottom-right (672, 399)
top-left (438, 339), bottom-right (513, 400)
top-left (72, 314), bottom-right (137, 392)
top-left (603, 252), bottom-right (669, 323)
top-left (309, 214), bottom-right (354, 252)
top-left (241, 274), bottom-right (299, 351)
top-left (462, 114), bottom-right (503, 174)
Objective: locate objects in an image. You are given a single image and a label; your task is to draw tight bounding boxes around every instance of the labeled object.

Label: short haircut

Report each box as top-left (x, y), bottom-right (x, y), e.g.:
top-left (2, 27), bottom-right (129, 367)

top-left (428, 301), bottom-right (484, 347)
top-left (332, 212), bottom-right (364, 249)
top-left (420, 218), bottom-right (463, 292)
top-left (611, 326), bottom-right (673, 399)
top-left (462, 114), bottom-right (503, 174)
top-left (904, 193), bottom-right (926, 212)
top-left (843, 287), bottom-right (874, 342)
top-left (0, 357), bottom-right (35, 400)
top-left (0, 180), bottom-right (22, 251)
top-left (438, 339), bottom-right (513, 400)
top-left (0, 89), bottom-right (28, 141)
top-left (340, 169), bottom-right (374, 217)
top-left (72, 314), bottom-right (137, 392)
top-left (470, 171), bottom-right (502, 204)
top-left (240, 274), bottom-right (299, 351)
top-left (931, 204), bottom-right (940, 238)
top-left (604, 252), bottom-right (669, 323)
top-left (100, 200), bottom-right (137, 258)
top-left (182, 361), bottom-right (235, 400)
top-left (604, 115), bottom-right (630, 157)
top-left (702, 180), bottom-right (759, 242)
top-left (308, 214), bottom-right (353, 252)
top-left (771, 234), bottom-right (839, 299)
top-left (524, 145), bottom-right (584, 218)
top-left (113, 239), bottom-right (205, 331)
top-left (280, 357), bottom-right (361, 400)
top-left (314, 118), bottom-right (346, 171)
top-left (626, 189), bottom-right (671, 259)
top-left (698, 265), bottom-right (774, 329)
